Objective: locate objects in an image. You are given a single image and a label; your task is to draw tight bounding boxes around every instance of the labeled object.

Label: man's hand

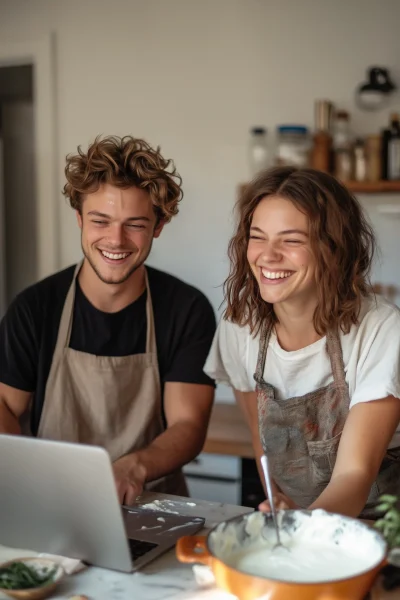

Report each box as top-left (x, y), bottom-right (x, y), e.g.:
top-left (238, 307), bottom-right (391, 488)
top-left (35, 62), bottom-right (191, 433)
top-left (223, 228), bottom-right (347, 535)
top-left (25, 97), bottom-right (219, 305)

top-left (259, 492), bottom-right (298, 512)
top-left (112, 453), bottom-right (147, 505)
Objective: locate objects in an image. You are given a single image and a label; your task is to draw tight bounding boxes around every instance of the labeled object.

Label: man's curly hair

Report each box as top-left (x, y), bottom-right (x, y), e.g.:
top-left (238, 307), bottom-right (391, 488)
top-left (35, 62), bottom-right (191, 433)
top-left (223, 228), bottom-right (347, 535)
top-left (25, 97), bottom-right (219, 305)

top-left (63, 135), bottom-right (183, 223)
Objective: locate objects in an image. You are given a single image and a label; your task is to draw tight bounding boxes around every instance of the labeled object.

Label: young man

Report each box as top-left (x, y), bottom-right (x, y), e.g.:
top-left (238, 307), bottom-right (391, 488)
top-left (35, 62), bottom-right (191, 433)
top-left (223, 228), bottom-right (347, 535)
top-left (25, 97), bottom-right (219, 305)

top-left (0, 135), bottom-right (216, 504)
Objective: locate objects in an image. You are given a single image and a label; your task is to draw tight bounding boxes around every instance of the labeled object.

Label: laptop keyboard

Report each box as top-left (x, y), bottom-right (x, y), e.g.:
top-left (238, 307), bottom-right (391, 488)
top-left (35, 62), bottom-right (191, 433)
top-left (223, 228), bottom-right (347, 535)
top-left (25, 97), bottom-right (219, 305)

top-left (128, 538), bottom-right (158, 562)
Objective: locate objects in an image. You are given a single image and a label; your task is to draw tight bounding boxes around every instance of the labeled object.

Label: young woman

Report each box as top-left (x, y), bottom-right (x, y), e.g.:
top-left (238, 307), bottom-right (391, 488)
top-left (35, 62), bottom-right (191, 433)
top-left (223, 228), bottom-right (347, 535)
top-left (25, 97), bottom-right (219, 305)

top-left (205, 166), bottom-right (400, 519)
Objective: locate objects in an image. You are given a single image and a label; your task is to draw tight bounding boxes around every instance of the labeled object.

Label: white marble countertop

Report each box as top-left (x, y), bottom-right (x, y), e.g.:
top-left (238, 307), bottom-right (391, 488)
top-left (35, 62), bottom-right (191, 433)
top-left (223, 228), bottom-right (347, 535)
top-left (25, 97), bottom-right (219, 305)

top-left (0, 492), bottom-right (253, 600)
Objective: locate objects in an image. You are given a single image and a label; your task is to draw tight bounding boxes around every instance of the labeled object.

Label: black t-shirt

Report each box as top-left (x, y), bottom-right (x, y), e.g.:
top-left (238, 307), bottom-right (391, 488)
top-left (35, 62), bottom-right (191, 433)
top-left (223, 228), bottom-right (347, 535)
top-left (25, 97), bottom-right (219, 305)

top-left (0, 265), bottom-right (216, 435)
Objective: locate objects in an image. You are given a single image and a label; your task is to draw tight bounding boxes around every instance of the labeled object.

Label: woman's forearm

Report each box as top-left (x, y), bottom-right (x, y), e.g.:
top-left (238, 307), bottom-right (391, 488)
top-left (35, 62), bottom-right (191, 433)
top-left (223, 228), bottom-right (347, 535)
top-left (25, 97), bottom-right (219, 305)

top-left (308, 471), bottom-right (371, 517)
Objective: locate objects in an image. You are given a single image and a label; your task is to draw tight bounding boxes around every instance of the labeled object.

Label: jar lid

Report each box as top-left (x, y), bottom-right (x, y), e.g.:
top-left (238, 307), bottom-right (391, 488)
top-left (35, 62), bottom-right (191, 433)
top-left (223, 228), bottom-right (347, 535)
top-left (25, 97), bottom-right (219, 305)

top-left (277, 125), bottom-right (309, 135)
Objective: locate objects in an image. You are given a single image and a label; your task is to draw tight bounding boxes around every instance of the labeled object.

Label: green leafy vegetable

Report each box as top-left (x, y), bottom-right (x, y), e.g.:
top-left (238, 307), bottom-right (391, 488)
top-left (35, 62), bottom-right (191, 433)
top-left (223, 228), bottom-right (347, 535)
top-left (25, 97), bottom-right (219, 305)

top-left (0, 561), bottom-right (57, 590)
top-left (374, 494), bottom-right (400, 549)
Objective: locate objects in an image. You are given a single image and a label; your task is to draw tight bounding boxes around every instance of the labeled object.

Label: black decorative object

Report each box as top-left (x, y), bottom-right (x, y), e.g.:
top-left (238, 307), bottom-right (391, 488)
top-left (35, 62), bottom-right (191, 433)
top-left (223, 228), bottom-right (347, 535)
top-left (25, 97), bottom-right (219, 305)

top-left (356, 67), bottom-right (396, 111)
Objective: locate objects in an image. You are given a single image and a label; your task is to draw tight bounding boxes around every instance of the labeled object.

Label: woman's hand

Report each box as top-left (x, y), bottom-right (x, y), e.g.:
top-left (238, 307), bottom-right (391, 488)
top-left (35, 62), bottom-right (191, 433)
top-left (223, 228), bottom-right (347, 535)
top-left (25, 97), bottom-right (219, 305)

top-left (259, 492), bottom-right (298, 512)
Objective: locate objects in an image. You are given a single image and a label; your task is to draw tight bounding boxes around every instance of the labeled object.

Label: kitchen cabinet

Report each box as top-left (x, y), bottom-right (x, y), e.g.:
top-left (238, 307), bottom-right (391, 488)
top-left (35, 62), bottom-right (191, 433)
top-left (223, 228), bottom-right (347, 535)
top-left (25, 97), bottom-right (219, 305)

top-left (184, 453), bottom-right (264, 509)
top-left (183, 453), bottom-right (242, 505)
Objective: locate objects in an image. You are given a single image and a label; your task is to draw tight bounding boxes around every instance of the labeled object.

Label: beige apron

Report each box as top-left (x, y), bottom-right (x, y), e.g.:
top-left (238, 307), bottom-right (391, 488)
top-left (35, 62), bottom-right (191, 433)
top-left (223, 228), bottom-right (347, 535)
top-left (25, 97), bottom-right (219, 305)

top-left (255, 320), bottom-right (400, 519)
top-left (37, 261), bottom-right (188, 496)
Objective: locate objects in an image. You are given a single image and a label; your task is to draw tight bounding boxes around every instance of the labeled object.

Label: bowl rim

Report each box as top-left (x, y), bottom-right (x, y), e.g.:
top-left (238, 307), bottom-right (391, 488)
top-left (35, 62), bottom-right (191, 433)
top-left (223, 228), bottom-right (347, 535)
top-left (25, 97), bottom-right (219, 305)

top-left (0, 557), bottom-right (64, 592)
top-left (205, 508), bottom-right (388, 586)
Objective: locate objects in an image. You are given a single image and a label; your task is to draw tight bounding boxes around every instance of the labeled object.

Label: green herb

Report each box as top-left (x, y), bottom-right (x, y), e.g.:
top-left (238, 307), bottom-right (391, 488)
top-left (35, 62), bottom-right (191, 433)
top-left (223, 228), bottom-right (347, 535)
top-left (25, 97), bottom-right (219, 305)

top-left (374, 494), bottom-right (400, 549)
top-left (0, 562), bottom-right (57, 590)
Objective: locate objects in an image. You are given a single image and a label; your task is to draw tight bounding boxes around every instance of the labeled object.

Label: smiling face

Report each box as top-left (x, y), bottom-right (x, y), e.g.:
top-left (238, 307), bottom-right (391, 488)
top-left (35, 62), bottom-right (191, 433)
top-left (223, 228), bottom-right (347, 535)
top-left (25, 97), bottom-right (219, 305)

top-left (76, 184), bottom-right (163, 285)
top-left (247, 195), bottom-right (317, 307)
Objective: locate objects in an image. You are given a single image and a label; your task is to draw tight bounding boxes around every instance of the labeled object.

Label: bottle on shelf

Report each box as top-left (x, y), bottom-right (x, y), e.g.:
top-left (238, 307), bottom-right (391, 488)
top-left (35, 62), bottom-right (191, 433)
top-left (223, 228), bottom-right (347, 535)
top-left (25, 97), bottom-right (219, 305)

top-left (353, 139), bottom-right (367, 182)
top-left (332, 110), bottom-right (353, 181)
top-left (386, 113), bottom-right (400, 180)
top-left (381, 128), bottom-right (391, 180)
top-left (312, 132), bottom-right (332, 173)
top-left (365, 134), bottom-right (381, 182)
top-left (311, 100), bottom-right (333, 173)
top-left (248, 127), bottom-right (270, 178)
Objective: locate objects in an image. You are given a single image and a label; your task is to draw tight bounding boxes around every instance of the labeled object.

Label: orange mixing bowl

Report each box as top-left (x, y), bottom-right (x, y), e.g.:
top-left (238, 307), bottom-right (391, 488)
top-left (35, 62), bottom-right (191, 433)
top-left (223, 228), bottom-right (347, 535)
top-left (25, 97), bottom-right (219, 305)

top-left (176, 509), bottom-right (387, 600)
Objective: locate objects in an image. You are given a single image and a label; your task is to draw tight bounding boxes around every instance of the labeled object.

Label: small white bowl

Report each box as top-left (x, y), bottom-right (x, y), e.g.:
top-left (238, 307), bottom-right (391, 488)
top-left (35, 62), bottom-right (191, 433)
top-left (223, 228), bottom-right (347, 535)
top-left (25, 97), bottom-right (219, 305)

top-left (0, 557), bottom-right (64, 599)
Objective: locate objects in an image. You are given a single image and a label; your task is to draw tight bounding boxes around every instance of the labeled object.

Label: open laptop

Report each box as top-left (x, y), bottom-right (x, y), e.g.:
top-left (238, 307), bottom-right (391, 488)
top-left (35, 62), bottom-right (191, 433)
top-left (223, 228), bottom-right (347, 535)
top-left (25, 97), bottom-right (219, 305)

top-left (0, 435), bottom-right (205, 572)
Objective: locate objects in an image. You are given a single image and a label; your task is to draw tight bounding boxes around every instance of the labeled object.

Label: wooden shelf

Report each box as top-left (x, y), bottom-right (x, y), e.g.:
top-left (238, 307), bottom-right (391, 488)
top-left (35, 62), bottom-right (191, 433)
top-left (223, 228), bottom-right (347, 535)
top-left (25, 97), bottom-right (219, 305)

top-left (344, 180), bottom-right (400, 194)
top-left (239, 180), bottom-right (400, 195)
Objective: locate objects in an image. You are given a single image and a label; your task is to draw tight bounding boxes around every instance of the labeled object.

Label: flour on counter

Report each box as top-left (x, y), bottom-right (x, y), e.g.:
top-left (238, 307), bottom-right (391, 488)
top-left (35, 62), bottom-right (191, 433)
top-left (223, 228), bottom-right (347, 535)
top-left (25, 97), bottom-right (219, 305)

top-left (138, 500), bottom-right (179, 514)
top-left (138, 498), bottom-right (197, 515)
top-left (164, 522), bottom-right (199, 533)
top-left (157, 517), bottom-right (166, 522)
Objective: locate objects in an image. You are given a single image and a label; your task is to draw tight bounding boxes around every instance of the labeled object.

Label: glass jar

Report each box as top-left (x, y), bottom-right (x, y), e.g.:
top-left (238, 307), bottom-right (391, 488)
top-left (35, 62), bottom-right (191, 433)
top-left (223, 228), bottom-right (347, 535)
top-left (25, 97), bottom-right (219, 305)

top-left (276, 126), bottom-right (311, 168)
top-left (333, 110), bottom-right (352, 151)
top-left (333, 110), bottom-right (353, 181)
top-left (335, 148), bottom-right (353, 181)
top-left (248, 127), bottom-right (270, 177)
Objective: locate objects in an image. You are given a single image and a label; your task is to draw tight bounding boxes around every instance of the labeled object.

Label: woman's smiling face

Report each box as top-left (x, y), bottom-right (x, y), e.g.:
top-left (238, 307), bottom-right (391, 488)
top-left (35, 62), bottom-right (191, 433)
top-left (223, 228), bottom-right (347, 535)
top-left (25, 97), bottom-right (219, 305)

top-left (247, 195), bottom-right (317, 307)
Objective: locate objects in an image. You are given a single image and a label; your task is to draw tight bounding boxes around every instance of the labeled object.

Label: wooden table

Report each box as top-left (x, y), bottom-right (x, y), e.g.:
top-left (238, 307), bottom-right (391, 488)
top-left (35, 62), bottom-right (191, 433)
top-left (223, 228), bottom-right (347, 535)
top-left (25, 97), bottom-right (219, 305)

top-left (370, 578), bottom-right (399, 599)
top-left (0, 489), bottom-right (394, 599)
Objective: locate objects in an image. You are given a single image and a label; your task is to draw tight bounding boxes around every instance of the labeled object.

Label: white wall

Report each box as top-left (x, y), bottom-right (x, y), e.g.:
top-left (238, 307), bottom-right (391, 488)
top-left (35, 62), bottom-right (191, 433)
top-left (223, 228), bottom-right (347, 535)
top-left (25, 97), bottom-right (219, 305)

top-left (1, 0), bottom-right (400, 318)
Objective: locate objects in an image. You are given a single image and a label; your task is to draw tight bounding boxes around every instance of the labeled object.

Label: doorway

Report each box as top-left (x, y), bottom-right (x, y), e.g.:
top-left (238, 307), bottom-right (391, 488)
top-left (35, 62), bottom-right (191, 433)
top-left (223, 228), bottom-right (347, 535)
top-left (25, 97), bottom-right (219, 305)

top-left (0, 35), bottom-right (57, 320)
top-left (0, 65), bottom-right (37, 311)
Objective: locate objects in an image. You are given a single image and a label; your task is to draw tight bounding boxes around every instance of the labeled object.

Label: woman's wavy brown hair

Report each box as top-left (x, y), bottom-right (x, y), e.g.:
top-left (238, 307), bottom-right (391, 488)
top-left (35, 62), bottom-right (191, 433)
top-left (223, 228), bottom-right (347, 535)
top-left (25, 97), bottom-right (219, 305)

top-left (224, 166), bottom-right (376, 336)
top-left (63, 135), bottom-right (183, 222)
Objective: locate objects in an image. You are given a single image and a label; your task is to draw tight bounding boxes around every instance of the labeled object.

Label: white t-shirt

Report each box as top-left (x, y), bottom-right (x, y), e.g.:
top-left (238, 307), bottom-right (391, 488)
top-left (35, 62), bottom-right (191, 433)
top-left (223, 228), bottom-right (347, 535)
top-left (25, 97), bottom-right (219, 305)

top-left (204, 295), bottom-right (400, 448)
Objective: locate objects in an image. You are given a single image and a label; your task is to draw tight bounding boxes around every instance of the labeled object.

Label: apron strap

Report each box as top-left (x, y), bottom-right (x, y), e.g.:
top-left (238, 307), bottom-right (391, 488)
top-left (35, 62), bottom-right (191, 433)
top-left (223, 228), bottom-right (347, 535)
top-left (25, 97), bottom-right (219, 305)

top-left (254, 319), bottom-right (274, 383)
top-left (144, 268), bottom-right (157, 355)
top-left (52, 261), bottom-right (82, 357)
top-left (326, 329), bottom-right (351, 407)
